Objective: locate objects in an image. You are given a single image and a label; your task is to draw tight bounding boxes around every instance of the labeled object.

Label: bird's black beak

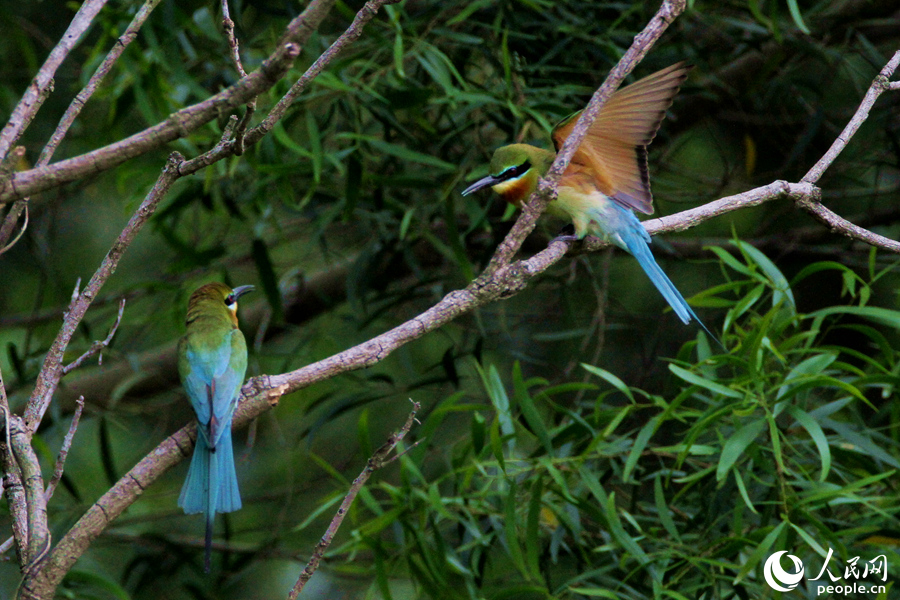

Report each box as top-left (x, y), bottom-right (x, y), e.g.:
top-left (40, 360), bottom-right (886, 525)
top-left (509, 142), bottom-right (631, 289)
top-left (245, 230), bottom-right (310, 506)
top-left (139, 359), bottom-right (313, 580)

top-left (462, 174), bottom-right (502, 196)
top-left (232, 285), bottom-right (255, 299)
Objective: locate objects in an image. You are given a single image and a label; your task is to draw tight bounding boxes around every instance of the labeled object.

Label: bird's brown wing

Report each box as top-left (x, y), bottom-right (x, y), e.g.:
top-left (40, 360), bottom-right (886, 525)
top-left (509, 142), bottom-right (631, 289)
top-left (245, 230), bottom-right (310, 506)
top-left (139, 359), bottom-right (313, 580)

top-left (552, 62), bottom-right (692, 214)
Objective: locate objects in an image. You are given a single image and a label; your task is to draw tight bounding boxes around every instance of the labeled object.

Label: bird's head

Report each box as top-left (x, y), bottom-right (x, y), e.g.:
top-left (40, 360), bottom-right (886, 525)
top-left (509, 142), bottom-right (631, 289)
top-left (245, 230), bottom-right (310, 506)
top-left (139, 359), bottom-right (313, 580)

top-left (186, 283), bottom-right (255, 326)
top-left (462, 144), bottom-right (554, 207)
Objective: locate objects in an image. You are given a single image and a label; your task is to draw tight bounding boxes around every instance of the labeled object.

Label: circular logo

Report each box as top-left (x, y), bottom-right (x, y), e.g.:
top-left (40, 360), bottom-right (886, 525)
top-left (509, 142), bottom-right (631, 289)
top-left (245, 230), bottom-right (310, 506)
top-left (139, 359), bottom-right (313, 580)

top-left (763, 551), bottom-right (805, 592)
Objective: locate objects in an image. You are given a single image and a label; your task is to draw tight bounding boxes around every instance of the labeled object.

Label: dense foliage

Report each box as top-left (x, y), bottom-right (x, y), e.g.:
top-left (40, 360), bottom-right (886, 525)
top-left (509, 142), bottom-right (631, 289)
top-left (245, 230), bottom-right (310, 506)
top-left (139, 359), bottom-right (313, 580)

top-left (1, 0), bottom-right (898, 598)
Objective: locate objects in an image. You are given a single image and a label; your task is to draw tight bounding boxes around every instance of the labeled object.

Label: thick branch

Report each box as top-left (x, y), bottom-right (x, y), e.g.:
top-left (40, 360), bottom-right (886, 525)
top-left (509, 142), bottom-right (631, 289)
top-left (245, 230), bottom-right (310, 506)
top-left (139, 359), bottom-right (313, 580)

top-left (0, 373), bottom-right (29, 562)
top-left (9, 415), bottom-right (49, 571)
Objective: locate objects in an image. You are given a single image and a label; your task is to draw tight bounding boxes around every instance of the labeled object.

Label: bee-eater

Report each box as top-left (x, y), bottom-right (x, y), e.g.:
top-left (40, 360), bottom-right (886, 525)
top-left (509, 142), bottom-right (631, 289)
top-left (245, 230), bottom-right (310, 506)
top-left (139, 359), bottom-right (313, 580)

top-left (463, 63), bottom-right (715, 337)
top-left (177, 282), bottom-right (253, 572)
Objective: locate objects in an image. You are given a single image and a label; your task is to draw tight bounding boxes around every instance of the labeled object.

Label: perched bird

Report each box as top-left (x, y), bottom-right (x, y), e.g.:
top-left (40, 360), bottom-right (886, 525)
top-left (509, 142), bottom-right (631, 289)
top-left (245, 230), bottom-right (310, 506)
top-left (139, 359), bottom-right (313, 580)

top-left (177, 282), bottom-right (254, 572)
top-left (463, 62), bottom-right (715, 338)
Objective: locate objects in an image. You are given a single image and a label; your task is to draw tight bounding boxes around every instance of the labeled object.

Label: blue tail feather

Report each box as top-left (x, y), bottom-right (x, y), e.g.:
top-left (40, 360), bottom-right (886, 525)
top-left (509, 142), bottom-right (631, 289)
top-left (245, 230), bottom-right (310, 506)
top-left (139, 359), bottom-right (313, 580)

top-left (179, 426), bottom-right (241, 571)
top-left (609, 208), bottom-right (720, 345)
top-left (620, 227), bottom-right (696, 325)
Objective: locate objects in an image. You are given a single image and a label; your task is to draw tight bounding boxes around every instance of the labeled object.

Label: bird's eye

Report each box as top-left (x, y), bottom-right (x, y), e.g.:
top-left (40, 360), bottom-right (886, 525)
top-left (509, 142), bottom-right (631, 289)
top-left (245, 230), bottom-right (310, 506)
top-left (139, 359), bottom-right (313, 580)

top-left (224, 293), bottom-right (236, 306)
top-left (501, 161), bottom-right (531, 180)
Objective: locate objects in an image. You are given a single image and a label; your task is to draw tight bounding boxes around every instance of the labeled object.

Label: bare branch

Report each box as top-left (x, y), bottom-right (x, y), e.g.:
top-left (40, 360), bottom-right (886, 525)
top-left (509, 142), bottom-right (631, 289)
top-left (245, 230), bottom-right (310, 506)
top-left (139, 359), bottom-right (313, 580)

top-left (19, 420), bottom-right (197, 597)
top-left (247, 0), bottom-right (402, 146)
top-left (9, 415), bottom-right (49, 570)
top-left (180, 0), bottom-right (402, 174)
top-left (221, 0), bottom-right (248, 79)
top-left (0, 369), bottom-right (29, 562)
top-left (287, 401), bottom-right (420, 599)
top-left (0, 146), bottom-right (30, 254)
top-left (61, 299), bottom-right (126, 375)
top-left (794, 194), bottom-right (900, 253)
top-left (43, 397), bottom-right (85, 504)
top-left (24, 154), bottom-right (184, 436)
top-left (802, 49), bottom-right (900, 184)
top-left (480, 0), bottom-right (686, 276)
top-left (0, 0), bottom-right (335, 204)
top-left (0, 0), bottom-right (109, 161)
top-left (220, 0), bottom-right (255, 154)
top-left (37, 0), bottom-right (164, 167)
top-left (794, 49), bottom-right (900, 253)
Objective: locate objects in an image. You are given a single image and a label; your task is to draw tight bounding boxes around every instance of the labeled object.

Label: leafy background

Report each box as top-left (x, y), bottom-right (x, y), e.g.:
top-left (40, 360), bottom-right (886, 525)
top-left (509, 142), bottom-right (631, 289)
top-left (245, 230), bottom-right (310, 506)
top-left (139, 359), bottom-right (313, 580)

top-left (1, 0), bottom-right (899, 598)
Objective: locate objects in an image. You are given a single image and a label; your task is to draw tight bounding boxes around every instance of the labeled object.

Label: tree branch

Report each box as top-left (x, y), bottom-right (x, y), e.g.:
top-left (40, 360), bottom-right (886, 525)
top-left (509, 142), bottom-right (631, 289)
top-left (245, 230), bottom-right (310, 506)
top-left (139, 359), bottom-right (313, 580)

top-left (0, 0), bottom-right (336, 204)
top-left (287, 401), bottom-right (420, 599)
top-left (794, 49), bottom-right (900, 253)
top-left (23, 153), bottom-right (183, 436)
top-left (60, 299), bottom-right (125, 375)
top-left (0, 0), bottom-right (109, 161)
top-left (0, 370), bottom-right (29, 562)
top-left (480, 0), bottom-right (687, 277)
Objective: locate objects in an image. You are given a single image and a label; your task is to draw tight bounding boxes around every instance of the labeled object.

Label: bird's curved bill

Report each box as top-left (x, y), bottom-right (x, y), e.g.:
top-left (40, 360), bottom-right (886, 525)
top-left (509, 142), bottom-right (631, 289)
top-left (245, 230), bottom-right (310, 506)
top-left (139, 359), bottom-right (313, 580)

top-left (233, 285), bottom-right (255, 298)
top-left (462, 174), bottom-right (502, 196)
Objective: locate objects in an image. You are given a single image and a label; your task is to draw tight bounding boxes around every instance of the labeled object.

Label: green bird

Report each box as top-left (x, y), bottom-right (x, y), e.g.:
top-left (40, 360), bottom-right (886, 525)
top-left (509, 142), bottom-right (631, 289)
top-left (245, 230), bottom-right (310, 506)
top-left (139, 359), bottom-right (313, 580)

top-left (177, 282), bottom-right (253, 572)
top-left (463, 63), bottom-right (716, 340)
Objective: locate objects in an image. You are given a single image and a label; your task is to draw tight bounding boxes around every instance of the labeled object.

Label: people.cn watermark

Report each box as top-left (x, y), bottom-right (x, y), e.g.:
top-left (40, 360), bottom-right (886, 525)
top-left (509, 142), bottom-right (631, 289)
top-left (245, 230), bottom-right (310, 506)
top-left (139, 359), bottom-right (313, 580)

top-left (763, 549), bottom-right (887, 595)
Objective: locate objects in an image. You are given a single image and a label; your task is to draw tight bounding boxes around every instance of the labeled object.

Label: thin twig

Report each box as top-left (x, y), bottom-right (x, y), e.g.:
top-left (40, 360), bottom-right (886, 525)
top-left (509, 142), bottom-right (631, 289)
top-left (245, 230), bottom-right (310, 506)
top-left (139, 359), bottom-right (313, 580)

top-left (220, 0), bottom-right (255, 154)
top-left (179, 0), bottom-right (401, 174)
top-left (0, 0), bottom-right (109, 161)
top-left (796, 49), bottom-right (900, 253)
top-left (43, 397), bottom-right (85, 504)
top-left (801, 49), bottom-right (900, 184)
top-left (221, 0), bottom-right (248, 78)
top-left (245, 0), bottom-right (403, 149)
top-left (0, 146), bottom-right (28, 253)
top-left (23, 155), bottom-right (183, 436)
top-left (61, 299), bottom-right (126, 375)
top-left (0, 0), bottom-right (333, 204)
top-left (287, 401), bottom-right (421, 600)
top-left (37, 0), bottom-right (164, 167)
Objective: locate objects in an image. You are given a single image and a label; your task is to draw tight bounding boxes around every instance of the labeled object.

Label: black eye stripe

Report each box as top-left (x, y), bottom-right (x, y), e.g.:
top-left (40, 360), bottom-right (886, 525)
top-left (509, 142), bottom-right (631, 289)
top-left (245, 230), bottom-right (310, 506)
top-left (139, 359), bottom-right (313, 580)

top-left (500, 161), bottom-right (531, 180)
top-left (225, 294), bottom-right (236, 306)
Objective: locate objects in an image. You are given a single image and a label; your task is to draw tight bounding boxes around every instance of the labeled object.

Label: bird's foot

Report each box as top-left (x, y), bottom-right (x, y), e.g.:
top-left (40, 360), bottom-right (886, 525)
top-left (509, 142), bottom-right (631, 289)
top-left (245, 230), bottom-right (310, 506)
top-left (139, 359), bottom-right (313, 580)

top-left (550, 224), bottom-right (581, 245)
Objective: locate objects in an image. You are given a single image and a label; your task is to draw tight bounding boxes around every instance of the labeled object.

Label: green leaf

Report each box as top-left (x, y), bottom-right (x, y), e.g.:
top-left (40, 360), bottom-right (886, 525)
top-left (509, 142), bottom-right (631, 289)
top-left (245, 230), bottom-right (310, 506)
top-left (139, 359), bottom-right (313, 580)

top-left (567, 588), bottom-right (619, 598)
top-left (716, 418), bottom-right (766, 481)
top-left (525, 477), bottom-right (543, 580)
top-left (471, 411), bottom-right (486, 455)
top-left (669, 364), bottom-right (742, 398)
top-left (733, 521), bottom-right (788, 584)
top-left (786, 405), bottom-right (831, 481)
top-left (63, 570), bottom-right (131, 600)
top-left (732, 240), bottom-right (795, 311)
top-left (785, 0), bottom-right (812, 33)
top-left (514, 362), bottom-right (553, 454)
top-left (653, 475), bottom-right (681, 542)
top-left (504, 479), bottom-right (528, 578)
top-left (623, 415), bottom-right (659, 483)
top-left (582, 363), bottom-right (635, 402)
top-left (733, 467), bottom-right (758, 514)
top-left (362, 137), bottom-right (457, 171)
top-left (490, 415), bottom-right (506, 473)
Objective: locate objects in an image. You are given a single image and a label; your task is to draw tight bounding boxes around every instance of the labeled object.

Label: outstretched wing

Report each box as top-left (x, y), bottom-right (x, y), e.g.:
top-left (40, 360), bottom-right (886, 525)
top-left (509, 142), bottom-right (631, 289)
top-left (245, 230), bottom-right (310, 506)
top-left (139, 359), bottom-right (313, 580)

top-left (552, 62), bottom-right (692, 214)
